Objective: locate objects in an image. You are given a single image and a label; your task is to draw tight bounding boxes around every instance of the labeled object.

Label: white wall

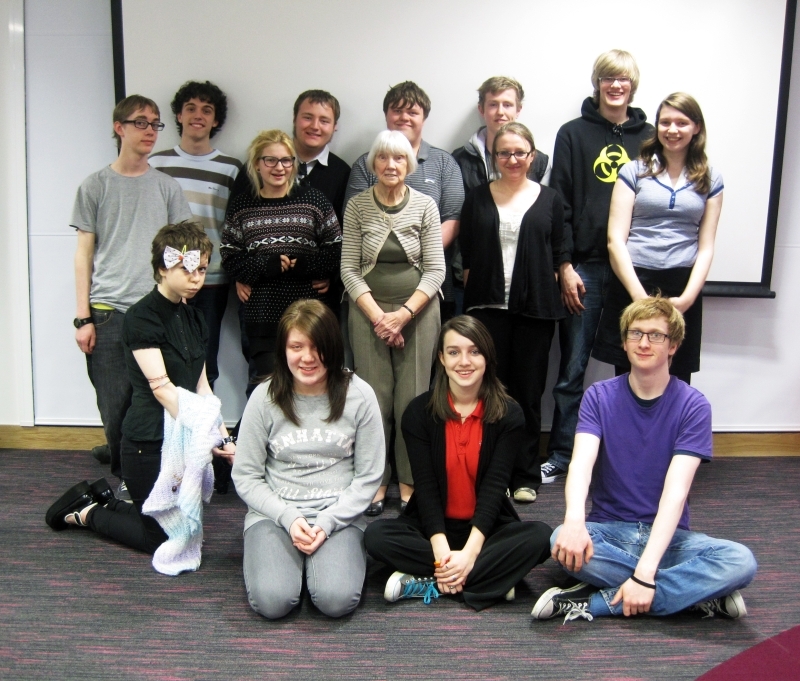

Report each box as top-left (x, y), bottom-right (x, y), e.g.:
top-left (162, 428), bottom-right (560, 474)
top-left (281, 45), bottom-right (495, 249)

top-left (7, 0), bottom-right (800, 430)
top-left (0, 0), bottom-right (34, 426)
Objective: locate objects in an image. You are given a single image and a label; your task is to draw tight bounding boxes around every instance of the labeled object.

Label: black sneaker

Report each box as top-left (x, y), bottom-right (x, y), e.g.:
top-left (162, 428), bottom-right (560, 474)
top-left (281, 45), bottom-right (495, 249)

top-left (116, 481), bottom-right (132, 502)
top-left (91, 444), bottom-right (111, 464)
top-left (384, 571), bottom-right (440, 604)
top-left (691, 590), bottom-right (747, 619)
top-left (532, 582), bottom-right (597, 623)
top-left (540, 461), bottom-right (567, 484)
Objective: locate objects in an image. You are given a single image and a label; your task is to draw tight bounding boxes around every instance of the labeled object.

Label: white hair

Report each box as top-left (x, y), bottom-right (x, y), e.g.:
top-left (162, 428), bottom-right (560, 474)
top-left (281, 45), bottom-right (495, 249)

top-left (366, 130), bottom-right (418, 175)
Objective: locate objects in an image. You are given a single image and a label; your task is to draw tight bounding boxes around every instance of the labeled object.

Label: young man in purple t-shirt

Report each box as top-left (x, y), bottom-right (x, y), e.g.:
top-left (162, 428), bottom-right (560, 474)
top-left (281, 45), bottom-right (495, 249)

top-left (532, 297), bottom-right (756, 623)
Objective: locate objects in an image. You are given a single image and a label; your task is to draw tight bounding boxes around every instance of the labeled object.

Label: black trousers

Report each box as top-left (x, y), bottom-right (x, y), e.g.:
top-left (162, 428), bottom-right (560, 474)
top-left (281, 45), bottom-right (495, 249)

top-left (364, 516), bottom-right (552, 611)
top-left (88, 437), bottom-right (167, 554)
top-left (468, 309), bottom-right (555, 489)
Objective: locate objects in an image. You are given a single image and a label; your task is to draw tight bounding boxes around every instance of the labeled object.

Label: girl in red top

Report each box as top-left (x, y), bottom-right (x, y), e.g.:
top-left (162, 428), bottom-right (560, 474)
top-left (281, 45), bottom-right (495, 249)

top-left (364, 315), bottom-right (552, 611)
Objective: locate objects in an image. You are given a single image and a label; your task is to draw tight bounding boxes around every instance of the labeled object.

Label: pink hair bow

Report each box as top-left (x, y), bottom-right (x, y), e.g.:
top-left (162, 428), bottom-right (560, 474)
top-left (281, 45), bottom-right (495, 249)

top-left (163, 245), bottom-right (201, 273)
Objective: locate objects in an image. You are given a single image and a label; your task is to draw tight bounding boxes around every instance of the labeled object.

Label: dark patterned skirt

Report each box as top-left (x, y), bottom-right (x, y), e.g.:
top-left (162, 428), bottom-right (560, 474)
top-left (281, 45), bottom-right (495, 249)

top-left (592, 266), bottom-right (702, 375)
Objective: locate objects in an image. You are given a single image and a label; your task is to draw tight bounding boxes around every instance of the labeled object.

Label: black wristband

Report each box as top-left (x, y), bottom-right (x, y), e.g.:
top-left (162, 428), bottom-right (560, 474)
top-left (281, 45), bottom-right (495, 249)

top-left (402, 304), bottom-right (416, 319)
top-left (631, 575), bottom-right (656, 590)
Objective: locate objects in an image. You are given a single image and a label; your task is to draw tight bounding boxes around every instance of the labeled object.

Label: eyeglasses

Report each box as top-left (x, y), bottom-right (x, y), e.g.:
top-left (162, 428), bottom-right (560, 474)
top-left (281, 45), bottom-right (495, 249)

top-left (496, 150), bottom-right (532, 161)
top-left (121, 119), bottom-right (166, 131)
top-left (626, 330), bottom-right (670, 344)
top-left (259, 156), bottom-right (296, 168)
top-left (600, 76), bottom-right (632, 86)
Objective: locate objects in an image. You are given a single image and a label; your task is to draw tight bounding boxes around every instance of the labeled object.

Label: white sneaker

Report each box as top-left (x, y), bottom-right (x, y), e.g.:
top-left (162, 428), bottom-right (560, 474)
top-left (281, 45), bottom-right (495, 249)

top-left (513, 487), bottom-right (537, 503)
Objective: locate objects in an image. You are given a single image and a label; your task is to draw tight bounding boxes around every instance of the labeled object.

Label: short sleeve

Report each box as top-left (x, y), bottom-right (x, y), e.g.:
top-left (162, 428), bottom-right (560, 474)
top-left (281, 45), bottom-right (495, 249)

top-left (617, 160), bottom-right (641, 192)
top-left (575, 385), bottom-right (603, 438)
top-left (123, 303), bottom-right (166, 351)
top-left (437, 152), bottom-right (465, 222)
top-left (70, 176), bottom-right (99, 233)
top-left (674, 391), bottom-right (713, 460)
top-left (708, 167), bottom-right (724, 198)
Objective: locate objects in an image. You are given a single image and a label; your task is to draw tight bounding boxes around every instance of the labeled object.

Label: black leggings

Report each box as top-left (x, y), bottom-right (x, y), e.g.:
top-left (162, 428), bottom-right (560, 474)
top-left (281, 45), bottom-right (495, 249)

top-left (88, 437), bottom-right (167, 554)
top-left (365, 516), bottom-right (552, 611)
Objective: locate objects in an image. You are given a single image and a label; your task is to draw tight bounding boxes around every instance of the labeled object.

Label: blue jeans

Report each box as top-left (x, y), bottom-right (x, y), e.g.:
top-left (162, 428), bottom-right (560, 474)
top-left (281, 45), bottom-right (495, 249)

top-left (86, 308), bottom-right (133, 479)
top-left (547, 262), bottom-right (612, 470)
top-left (551, 521), bottom-right (757, 616)
top-left (187, 284), bottom-right (229, 389)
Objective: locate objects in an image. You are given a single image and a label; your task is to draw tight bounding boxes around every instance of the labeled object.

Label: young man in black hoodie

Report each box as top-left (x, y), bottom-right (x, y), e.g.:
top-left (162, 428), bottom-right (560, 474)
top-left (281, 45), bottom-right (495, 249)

top-left (542, 50), bottom-right (654, 484)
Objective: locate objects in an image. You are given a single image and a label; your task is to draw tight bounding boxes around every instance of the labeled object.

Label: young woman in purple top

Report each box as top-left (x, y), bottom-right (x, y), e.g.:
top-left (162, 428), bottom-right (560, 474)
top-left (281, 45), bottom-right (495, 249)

top-left (593, 93), bottom-right (723, 383)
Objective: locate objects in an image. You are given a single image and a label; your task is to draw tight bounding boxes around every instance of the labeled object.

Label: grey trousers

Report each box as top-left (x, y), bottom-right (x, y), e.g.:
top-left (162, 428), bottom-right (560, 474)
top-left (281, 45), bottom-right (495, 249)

top-left (243, 520), bottom-right (366, 619)
top-left (349, 296), bottom-right (440, 485)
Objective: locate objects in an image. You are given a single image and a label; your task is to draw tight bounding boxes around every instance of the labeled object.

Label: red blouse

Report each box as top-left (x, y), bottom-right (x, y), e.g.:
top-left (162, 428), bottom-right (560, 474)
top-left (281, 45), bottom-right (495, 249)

top-left (444, 395), bottom-right (484, 520)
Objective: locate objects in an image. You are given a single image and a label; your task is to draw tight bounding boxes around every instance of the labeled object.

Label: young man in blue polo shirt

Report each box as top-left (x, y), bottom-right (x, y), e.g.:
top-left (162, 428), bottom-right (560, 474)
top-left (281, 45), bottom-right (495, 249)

top-left (532, 297), bottom-right (756, 623)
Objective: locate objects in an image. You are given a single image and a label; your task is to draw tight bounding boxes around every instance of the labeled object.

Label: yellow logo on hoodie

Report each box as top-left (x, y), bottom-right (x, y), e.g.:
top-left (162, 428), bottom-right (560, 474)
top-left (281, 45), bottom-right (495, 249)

top-left (593, 144), bottom-right (631, 183)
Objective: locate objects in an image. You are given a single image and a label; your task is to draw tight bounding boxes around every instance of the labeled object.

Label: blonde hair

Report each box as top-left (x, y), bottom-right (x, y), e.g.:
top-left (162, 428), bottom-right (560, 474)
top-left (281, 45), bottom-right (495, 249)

top-left (619, 295), bottom-right (685, 348)
top-left (246, 130), bottom-right (298, 198)
top-left (591, 49), bottom-right (640, 103)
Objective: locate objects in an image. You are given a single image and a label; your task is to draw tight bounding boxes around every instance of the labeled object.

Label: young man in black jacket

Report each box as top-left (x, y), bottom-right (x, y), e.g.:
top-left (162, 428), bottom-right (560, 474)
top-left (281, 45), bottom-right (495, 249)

top-left (542, 50), bottom-right (654, 485)
top-left (452, 76), bottom-right (550, 192)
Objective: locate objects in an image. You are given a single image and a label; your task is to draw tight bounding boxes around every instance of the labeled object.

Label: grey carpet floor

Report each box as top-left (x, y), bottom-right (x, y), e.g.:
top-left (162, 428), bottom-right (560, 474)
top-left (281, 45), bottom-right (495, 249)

top-left (1, 450), bottom-right (798, 681)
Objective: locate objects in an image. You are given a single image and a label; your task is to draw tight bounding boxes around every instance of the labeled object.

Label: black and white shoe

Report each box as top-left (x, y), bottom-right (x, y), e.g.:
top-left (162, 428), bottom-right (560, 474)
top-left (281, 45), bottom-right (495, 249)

top-left (691, 590), bottom-right (748, 619)
top-left (532, 582), bottom-right (597, 623)
top-left (540, 461), bottom-right (567, 484)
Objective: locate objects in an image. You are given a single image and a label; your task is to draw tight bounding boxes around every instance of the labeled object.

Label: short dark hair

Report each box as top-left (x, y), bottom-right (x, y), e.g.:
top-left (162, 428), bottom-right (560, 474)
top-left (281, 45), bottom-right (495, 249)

top-left (383, 81), bottom-right (431, 119)
top-left (112, 94), bottom-right (159, 150)
top-left (268, 299), bottom-right (352, 426)
top-left (293, 89), bottom-right (341, 123)
top-left (429, 315), bottom-right (510, 423)
top-left (150, 221), bottom-right (213, 283)
top-left (170, 80), bottom-right (228, 138)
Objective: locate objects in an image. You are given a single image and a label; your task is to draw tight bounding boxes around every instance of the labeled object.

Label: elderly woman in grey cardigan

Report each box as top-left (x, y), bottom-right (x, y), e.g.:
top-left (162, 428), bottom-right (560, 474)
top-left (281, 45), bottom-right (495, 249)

top-left (341, 130), bottom-right (445, 516)
top-left (232, 300), bottom-right (384, 619)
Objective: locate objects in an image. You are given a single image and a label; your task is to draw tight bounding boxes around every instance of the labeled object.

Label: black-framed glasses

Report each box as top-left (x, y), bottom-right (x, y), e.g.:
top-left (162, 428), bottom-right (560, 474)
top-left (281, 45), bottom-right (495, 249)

top-left (121, 119), bottom-right (166, 131)
top-left (259, 156), bottom-right (295, 168)
top-left (626, 330), bottom-right (670, 344)
top-left (496, 150), bottom-right (532, 161)
top-left (600, 76), bottom-right (632, 85)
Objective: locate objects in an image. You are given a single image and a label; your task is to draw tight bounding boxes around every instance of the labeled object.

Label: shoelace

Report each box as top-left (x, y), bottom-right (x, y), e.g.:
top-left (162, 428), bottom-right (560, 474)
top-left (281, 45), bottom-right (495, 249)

top-left (557, 599), bottom-right (594, 624)
top-left (541, 462), bottom-right (560, 476)
top-left (693, 600), bottom-right (719, 619)
top-left (402, 579), bottom-right (440, 604)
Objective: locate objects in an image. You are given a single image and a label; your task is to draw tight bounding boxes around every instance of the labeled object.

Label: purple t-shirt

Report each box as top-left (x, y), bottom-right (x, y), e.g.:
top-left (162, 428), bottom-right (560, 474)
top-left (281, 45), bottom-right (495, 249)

top-left (577, 375), bottom-right (712, 530)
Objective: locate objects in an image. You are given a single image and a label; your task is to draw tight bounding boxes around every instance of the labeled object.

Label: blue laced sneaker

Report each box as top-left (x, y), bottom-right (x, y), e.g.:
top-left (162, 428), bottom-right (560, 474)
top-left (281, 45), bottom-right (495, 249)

top-left (384, 571), bottom-right (441, 604)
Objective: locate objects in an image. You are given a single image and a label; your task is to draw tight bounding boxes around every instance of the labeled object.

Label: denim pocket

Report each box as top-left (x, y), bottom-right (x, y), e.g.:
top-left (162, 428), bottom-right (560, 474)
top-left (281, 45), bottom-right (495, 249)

top-left (90, 308), bottom-right (115, 327)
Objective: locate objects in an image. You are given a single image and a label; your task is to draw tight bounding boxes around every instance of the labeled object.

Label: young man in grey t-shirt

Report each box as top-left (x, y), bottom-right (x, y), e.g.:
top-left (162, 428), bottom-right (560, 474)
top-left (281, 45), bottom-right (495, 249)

top-left (71, 95), bottom-right (191, 491)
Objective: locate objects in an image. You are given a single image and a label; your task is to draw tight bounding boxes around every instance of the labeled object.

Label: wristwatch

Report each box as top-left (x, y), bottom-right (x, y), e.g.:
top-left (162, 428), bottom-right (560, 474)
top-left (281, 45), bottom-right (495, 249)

top-left (73, 316), bottom-right (93, 328)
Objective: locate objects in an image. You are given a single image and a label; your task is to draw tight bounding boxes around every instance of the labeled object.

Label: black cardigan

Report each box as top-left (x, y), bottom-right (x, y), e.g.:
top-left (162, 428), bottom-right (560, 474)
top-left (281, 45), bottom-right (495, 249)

top-left (459, 183), bottom-right (565, 320)
top-left (401, 391), bottom-right (525, 539)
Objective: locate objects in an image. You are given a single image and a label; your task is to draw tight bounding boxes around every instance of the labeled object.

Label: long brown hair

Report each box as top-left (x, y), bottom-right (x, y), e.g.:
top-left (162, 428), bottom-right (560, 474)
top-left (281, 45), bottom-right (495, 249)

top-left (268, 299), bottom-right (351, 426)
top-left (428, 316), bottom-right (510, 424)
top-left (638, 92), bottom-right (711, 194)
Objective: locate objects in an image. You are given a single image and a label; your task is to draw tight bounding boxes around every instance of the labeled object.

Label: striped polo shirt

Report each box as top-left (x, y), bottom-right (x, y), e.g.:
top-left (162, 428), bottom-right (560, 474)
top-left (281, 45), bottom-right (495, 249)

top-left (149, 146), bottom-right (242, 284)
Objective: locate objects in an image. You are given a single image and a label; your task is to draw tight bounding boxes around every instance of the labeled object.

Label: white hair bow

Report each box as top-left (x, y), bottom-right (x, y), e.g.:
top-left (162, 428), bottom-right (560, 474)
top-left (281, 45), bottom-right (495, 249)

top-left (163, 245), bottom-right (201, 273)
